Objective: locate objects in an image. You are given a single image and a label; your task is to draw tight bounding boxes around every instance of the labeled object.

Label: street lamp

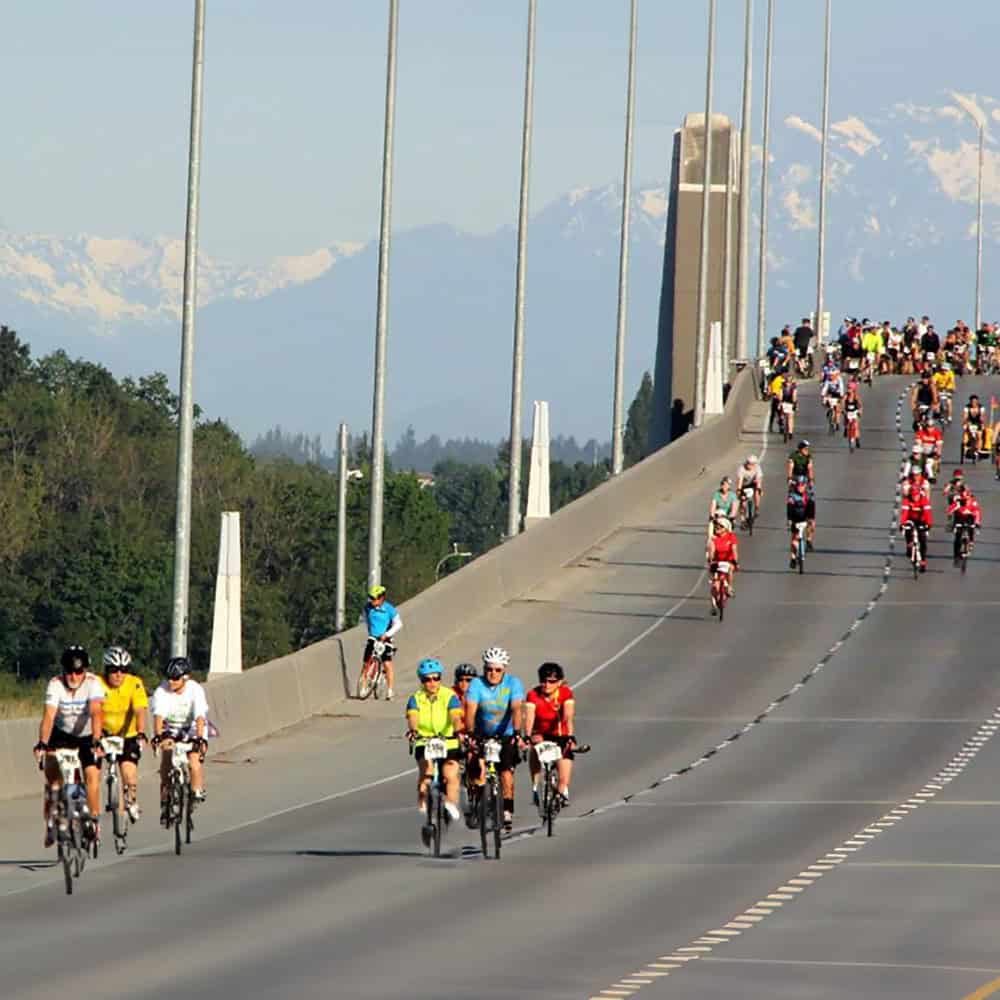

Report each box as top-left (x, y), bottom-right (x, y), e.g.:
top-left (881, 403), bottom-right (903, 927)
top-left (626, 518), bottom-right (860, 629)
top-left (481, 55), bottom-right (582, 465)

top-left (436, 543), bottom-right (473, 580)
top-left (976, 121), bottom-right (985, 331)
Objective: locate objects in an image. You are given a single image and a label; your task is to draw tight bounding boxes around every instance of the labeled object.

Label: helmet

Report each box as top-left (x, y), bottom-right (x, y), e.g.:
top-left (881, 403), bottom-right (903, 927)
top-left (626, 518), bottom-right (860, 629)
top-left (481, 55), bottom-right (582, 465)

top-left (482, 646), bottom-right (510, 667)
top-left (713, 515), bottom-right (732, 533)
top-left (798, 439), bottom-right (810, 450)
top-left (538, 662), bottom-right (565, 682)
top-left (911, 445), bottom-right (922, 456)
top-left (103, 646), bottom-right (132, 671)
top-left (416, 658), bottom-right (444, 679)
top-left (367, 584), bottom-right (387, 600)
top-left (60, 645), bottom-right (89, 671)
top-left (951, 468), bottom-right (964, 479)
top-left (164, 656), bottom-right (191, 680)
top-left (453, 663), bottom-right (478, 682)
top-left (745, 454), bottom-right (759, 466)
top-left (942, 362), bottom-right (951, 371)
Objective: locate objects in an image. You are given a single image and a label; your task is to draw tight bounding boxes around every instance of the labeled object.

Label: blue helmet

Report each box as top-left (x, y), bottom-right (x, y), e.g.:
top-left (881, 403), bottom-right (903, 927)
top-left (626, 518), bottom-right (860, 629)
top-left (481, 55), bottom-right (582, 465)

top-left (416, 658), bottom-right (444, 679)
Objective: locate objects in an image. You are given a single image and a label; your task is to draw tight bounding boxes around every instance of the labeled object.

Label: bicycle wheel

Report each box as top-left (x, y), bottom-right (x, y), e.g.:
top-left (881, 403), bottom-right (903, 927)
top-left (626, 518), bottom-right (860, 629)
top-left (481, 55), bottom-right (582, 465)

top-left (797, 536), bottom-right (805, 575)
top-left (545, 768), bottom-right (557, 838)
top-left (492, 782), bottom-right (503, 859)
top-left (912, 542), bottom-right (920, 580)
top-left (374, 667), bottom-right (388, 701)
top-left (747, 501), bottom-right (755, 536)
top-left (185, 787), bottom-right (195, 845)
top-left (356, 659), bottom-right (377, 700)
top-left (432, 787), bottom-right (443, 858)
top-left (171, 778), bottom-right (184, 856)
top-left (478, 781), bottom-right (491, 859)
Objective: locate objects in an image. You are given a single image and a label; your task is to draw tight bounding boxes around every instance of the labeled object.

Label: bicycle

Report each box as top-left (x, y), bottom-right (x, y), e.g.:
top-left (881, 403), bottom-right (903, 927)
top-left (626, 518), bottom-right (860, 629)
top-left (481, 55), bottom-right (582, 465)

top-left (357, 637), bottom-right (392, 700)
top-left (470, 737), bottom-right (505, 860)
top-left (825, 397), bottom-right (840, 435)
top-left (780, 400), bottom-right (794, 443)
top-left (100, 736), bottom-right (129, 855)
top-left (953, 518), bottom-right (975, 574)
top-left (739, 485), bottom-right (757, 535)
top-left (410, 735), bottom-right (449, 858)
top-left (790, 520), bottom-right (807, 574)
top-left (845, 409), bottom-right (860, 451)
top-left (903, 522), bottom-right (925, 579)
top-left (40, 749), bottom-right (91, 895)
top-left (159, 738), bottom-right (202, 856)
top-left (709, 560), bottom-right (733, 621)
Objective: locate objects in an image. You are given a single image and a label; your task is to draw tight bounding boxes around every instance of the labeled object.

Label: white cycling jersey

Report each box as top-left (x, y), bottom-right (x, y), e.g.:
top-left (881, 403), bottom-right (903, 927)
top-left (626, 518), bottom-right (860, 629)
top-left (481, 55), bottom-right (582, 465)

top-left (736, 466), bottom-right (762, 489)
top-left (45, 673), bottom-right (105, 737)
top-left (151, 679), bottom-right (209, 738)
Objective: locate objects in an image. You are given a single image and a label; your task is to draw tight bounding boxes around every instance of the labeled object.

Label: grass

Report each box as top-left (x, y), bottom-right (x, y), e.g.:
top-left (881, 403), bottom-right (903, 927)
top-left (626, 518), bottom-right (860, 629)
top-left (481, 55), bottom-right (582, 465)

top-left (0, 674), bottom-right (47, 720)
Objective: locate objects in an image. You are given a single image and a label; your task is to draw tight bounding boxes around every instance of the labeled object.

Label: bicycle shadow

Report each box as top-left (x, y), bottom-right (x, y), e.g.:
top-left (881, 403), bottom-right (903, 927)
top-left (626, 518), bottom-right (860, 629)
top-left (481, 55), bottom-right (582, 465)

top-left (0, 859), bottom-right (58, 871)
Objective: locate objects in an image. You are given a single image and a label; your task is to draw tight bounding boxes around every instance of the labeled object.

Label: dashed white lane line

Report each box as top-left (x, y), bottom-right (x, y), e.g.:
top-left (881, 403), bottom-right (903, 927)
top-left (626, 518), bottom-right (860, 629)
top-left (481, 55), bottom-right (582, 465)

top-left (586, 389), bottom-right (1000, 996)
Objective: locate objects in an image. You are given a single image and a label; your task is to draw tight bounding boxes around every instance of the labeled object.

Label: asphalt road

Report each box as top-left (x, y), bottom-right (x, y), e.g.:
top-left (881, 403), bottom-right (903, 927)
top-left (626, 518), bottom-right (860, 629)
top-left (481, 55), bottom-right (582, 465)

top-left (3, 376), bottom-right (1000, 1000)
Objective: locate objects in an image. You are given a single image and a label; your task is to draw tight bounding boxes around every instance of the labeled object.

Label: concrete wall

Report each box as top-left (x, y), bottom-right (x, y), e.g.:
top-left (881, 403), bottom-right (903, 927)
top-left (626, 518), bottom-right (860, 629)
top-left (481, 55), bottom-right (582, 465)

top-left (0, 369), bottom-right (757, 800)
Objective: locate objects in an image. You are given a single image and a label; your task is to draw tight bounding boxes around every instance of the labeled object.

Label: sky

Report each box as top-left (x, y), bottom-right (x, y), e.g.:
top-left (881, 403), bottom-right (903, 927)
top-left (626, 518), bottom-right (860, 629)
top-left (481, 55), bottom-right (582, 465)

top-left (10, 0), bottom-right (1000, 267)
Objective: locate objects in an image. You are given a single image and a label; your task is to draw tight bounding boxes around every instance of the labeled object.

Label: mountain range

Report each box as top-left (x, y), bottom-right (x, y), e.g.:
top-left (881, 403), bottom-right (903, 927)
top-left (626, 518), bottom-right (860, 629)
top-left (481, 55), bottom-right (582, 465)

top-left (2, 90), bottom-right (997, 445)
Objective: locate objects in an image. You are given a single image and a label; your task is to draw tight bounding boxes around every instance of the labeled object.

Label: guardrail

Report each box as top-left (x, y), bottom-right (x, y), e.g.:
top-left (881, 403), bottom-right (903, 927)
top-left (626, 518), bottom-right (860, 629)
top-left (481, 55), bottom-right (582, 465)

top-left (0, 367), bottom-right (758, 799)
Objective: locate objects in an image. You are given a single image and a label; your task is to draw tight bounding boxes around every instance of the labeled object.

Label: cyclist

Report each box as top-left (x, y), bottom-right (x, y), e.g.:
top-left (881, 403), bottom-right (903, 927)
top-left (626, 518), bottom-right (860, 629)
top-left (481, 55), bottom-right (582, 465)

top-left (465, 646), bottom-right (525, 832)
top-left (99, 646), bottom-right (148, 822)
top-left (706, 514), bottom-right (739, 606)
top-left (735, 454), bottom-right (763, 527)
top-left (861, 324), bottom-right (882, 380)
top-left (944, 468), bottom-right (966, 502)
top-left (786, 477), bottom-right (811, 569)
top-left (787, 439), bottom-right (815, 487)
top-left (963, 394), bottom-right (987, 458)
top-left (911, 372), bottom-right (938, 429)
top-left (406, 658), bottom-right (464, 842)
top-left (887, 323), bottom-right (904, 372)
top-left (150, 657), bottom-right (209, 826)
top-left (900, 479), bottom-right (933, 572)
top-left (779, 374), bottom-right (798, 437)
top-left (947, 484), bottom-right (982, 565)
top-left (362, 584), bottom-right (402, 701)
top-left (452, 663), bottom-right (478, 709)
top-left (933, 363), bottom-right (955, 422)
top-left (768, 368), bottom-right (785, 431)
top-left (33, 646), bottom-right (105, 848)
top-left (524, 662), bottom-right (577, 806)
top-left (708, 476), bottom-right (739, 538)
top-left (915, 417), bottom-right (943, 482)
top-left (843, 383), bottom-right (863, 445)
top-left (821, 368), bottom-right (845, 427)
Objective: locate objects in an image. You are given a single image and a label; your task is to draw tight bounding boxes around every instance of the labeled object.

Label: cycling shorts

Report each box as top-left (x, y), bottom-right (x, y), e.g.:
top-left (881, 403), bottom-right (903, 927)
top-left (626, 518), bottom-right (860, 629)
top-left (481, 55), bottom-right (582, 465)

top-left (114, 736), bottom-right (143, 764)
top-left (48, 729), bottom-right (98, 771)
top-left (363, 638), bottom-right (397, 661)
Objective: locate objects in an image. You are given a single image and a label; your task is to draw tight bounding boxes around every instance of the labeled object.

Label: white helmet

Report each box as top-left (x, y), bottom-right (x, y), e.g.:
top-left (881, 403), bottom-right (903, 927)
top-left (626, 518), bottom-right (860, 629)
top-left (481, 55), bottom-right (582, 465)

top-left (713, 515), bottom-right (732, 533)
top-left (911, 445), bottom-right (922, 457)
top-left (745, 454), bottom-right (759, 466)
top-left (482, 646), bottom-right (510, 667)
top-left (103, 645), bottom-right (132, 670)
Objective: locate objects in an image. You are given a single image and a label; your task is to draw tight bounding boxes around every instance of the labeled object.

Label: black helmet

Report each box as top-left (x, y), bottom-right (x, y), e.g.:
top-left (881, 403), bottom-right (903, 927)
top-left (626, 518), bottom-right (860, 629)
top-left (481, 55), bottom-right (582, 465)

top-left (60, 645), bottom-right (89, 671)
top-left (538, 661), bottom-right (565, 682)
top-left (164, 656), bottom-right (191, 680)
top-left (453, 663), bottom-right (478, 682)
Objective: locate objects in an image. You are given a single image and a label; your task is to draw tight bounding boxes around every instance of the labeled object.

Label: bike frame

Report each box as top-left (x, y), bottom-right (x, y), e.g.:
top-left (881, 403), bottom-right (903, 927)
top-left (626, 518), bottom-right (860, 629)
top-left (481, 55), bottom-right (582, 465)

top-left (46, 749), bottom-right (88, 894)
top-left (101, 736), bottom-right (128, 854)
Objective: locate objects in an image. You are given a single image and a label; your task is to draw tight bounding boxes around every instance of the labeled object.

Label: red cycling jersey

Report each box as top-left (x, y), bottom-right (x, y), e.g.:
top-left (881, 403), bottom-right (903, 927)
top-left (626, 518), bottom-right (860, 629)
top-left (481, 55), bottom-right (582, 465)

top-left (915, 427), bottom-right (943, 454)
top-left (948, 494), bottom-right (982, 526)
top-left (710, 531), bottom-right (738, 564)
top-left (900, 492), bottom-right (933, 526)
top-left (527, 684), bottom-right (575, 738)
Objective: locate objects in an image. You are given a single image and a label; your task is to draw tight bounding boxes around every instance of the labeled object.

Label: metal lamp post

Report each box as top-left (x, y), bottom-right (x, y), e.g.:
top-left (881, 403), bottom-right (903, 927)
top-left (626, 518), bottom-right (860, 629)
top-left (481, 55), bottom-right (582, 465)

top-left (736, 0), bottom-right (753, 361)
top-left (755, 0), bottom-right (775, 358)
top-left (815, 0), bottom-right (832, 345)
top-left (169, 0), bottom-right (207, 658)
top-left (976, 122), bottom-right (985, 332)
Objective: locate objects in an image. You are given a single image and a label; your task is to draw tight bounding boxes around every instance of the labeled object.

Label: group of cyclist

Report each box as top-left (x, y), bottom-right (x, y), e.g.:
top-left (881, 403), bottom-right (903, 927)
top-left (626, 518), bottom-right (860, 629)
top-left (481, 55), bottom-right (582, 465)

top-left (403, 640), bottom-right (577, 844)
top-left (33, 646), bottom-right (209, 848)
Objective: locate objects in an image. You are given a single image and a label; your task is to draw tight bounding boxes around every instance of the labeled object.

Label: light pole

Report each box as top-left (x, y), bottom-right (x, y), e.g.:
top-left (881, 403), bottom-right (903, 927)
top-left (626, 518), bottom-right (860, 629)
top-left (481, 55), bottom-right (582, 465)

top-left (170, 0), bottom-right (206, 659)
top-left (976, 122), bottom-right (985, 332)
top-left (611, 0), bottom-right (638, 477)
top-left (736, 0), bottom-right (753, 360)
top-left (335, 422), bottom-right (348, 633)
top-left (506, 0), bottom-right (537, 538)
top-left (436, 543), bottom-right (473, 580)
top-left (815, 0), bottom-right (832, 347)
top-left (693, 0), bottom-right (717, 428)
top-left (367, 0), bottom-right (399, 589)
top-left (755, 0), bottom-right (775, 358)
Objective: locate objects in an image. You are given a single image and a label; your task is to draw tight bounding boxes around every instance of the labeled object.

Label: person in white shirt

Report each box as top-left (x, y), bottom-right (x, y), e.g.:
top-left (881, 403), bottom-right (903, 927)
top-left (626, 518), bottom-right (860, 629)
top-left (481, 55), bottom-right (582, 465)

top-left (151, 656), bottom-right (209, 825)
top-left (33, 645), bottom-right (105, 847)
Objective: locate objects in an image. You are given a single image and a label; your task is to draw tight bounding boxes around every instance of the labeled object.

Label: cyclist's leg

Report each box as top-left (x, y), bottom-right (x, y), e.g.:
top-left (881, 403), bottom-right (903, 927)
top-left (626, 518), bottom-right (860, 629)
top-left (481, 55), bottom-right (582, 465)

top-left (188, 749), bottom-right (205, 796)
top-left (441, 758), bottom-right (461, 807)
top-left (42, 755), bottom-right (61, 826)
top-left (383, 656), bottom-right (395, 695)
top-left (83, 760), bottom-right (101, 818)
top-left (557, 748), bottom-right (574, 797)
top-left (415, 753), bottom-right (432, 810)
top-left (159, 750), bottom-right (172, 817)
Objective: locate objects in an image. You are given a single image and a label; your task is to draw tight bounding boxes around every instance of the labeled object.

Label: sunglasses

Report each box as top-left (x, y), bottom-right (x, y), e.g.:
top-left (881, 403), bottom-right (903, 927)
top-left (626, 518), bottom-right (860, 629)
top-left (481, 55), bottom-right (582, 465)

top-left (106, 667), bottom-right (126, 674)
top-left (422, 675), bottom-right (442, 683)
top-left (454, 677), bottom-right (471, 684)
top-left (484, 666), bottom-right (504, 673)
top-left (541, 676), bottom-right (560, 684)
top-left (65, 666), bottom-right (86, 675)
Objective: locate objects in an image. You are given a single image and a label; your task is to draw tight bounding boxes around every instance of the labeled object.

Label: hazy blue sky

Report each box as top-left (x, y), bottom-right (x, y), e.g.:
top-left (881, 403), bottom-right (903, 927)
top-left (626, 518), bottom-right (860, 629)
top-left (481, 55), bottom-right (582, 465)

top-left (4, 1), bottom-right (1000, 265)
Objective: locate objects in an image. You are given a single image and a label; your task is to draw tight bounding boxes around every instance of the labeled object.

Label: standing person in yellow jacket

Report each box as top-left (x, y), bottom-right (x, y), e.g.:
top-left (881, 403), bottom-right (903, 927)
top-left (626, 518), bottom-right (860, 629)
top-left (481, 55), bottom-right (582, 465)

top-left (405, 658), bottom-right (465, 845)
top-left (100, 646), bottom-right (149, 822)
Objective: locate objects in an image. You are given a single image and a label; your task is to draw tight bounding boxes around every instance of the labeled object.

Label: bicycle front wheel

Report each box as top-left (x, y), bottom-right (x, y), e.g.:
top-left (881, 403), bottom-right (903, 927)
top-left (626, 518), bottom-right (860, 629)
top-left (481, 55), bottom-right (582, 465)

top-left (492, 781), bottom-right (503, 859)
top-left (432, 788), bottom-right (443, 858)
top-left (478, 782), bottom-right (491, 859)
top-left (356, 660), bottom-right (377, 700)
top-left (544, 769), bottom-right (557, 838)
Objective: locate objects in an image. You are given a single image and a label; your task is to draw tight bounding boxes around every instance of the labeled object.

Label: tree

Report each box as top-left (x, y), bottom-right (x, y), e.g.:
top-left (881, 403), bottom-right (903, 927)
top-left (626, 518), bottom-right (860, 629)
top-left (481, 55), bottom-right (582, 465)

top-left (0, 325), bottom-right (31, 392)
top-left (623, 371), bottom-right (653, 467)
top-left (433, 459), bottom-right (502, 555)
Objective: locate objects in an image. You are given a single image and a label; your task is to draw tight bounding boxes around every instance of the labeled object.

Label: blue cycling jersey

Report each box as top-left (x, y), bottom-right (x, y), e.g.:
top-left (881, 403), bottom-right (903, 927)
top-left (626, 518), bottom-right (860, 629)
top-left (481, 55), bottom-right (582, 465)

top-left (364, 600), bottom-right (398, 637)
top-left (466, 674), bottom-right (526, 737)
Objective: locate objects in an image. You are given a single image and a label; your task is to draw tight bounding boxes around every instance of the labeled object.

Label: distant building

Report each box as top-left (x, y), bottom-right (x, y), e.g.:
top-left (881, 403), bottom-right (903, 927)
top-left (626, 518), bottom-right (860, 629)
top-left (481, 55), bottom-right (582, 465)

top-left (650, 113), bottom-right (741, 449)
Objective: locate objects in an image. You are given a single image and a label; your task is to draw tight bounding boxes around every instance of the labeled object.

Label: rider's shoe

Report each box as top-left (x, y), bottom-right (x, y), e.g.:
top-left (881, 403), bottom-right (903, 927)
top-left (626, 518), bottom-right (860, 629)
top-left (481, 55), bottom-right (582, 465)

top-left (420, 824), bottom-right (433, 848)
top-left (503, 810), bottom-right (514, 832)
top-left (806, 540), bottom-right (814, 552)
top-left (192, 789), bottom-right (207, 804)
top-left (444, 802), bottom-right (461, 824)
top-left (127, 802), bottom-right (141, 823)
top-left (789, 557), bottom-right (796, 569)
top-left (532, 785), bottom-right (540, 808)
top-left (856, 439), bottom-right (861, 448)
top-left (44, 824), bottom-right (55, 848)
top-left (386, 688), bottom-right (394, 701)
top-left (920, 561), bottom-right (928, 573)
top-left (464, 810), bottom-right (479, 830)
top-left (160, 802), bottom-right (170, 827)
top-left (558, 790), bottom-right (570, 807)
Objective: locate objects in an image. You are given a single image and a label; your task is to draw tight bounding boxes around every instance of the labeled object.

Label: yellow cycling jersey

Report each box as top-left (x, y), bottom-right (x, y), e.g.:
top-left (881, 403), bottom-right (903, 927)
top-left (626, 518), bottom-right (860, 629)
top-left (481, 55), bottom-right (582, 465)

top-left (100, 674), bottom-right (149, 738)
top-left (769, 374), bottom-right (784, 397)
top-left (934, 371), bottom-right (955, 393)
top-left (406, 685), bottom-right (462, 749)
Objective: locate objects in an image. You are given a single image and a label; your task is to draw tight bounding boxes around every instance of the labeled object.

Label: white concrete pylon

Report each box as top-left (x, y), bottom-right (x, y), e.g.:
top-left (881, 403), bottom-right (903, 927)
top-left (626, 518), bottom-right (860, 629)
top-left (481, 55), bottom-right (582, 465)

top-left (525, 400), bottom-right (551, 528)
top-left (209, 511), bottom-right (243, 675)
top-left (704, 321), bottom-right (724, 416)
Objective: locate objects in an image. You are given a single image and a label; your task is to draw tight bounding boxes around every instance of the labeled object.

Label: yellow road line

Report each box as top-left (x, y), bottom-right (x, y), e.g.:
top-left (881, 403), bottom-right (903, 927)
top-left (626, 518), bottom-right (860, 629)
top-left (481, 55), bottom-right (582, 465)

top-left (963, 975), bottom-right (1000, 1000)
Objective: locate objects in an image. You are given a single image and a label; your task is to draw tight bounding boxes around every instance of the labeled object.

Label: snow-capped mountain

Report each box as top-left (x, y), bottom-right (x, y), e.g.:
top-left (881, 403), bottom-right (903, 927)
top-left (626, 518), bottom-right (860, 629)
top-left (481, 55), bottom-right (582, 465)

top-left (0, 232), bottom-right (363, 326)
top-left (2, 89), bottom-right (998, 443)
